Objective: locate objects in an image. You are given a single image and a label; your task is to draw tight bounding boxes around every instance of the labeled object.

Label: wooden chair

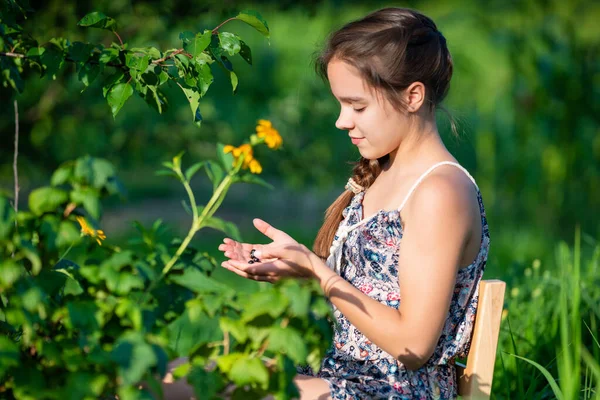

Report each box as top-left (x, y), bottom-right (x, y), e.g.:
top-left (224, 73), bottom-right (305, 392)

top-left (456, 279), bottom-right (507, 400)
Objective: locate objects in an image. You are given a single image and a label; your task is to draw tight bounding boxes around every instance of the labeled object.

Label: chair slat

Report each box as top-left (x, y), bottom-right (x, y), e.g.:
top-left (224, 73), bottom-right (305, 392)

top-left (457, 279), bottom-right (506, 399)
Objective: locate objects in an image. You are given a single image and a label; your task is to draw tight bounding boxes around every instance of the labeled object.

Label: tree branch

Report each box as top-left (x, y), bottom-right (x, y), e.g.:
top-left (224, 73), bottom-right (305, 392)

top-left (151, 49), bottom-right (191, 65)
top-left (1, 51), bottom-right (125, 69)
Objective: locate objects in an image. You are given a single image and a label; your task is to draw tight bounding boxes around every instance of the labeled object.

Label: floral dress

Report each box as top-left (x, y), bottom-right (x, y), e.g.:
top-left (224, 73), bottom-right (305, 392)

top-left (299, 162), bottom-right (490, 399)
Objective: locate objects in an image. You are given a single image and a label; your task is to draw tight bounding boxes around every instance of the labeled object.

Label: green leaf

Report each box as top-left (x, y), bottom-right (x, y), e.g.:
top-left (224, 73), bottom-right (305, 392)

top-left (229, 356), bottom-right (269, 389)
top-left (91, 157), bottom-right (117, 188)
top-left (67, 301), bottom-right (102, 332)
top-left (184, 31), bottom-right (212, 58)
top-left (236, 10), bottom-right (270, 38)
top-left (216, 353), bottom-right (244, 374)
top-left (204, 161), bottom-right (224, 191)
top-left (111, 332), bottom-right (157, 386)
top-left (196, 62), bottom-right (213, 97)
top-left (239, 40), bottom-right (252, 65)
top-left (102, 70), bottom-right (125, 97)
top-left (242, 290), bottom-right (289, 322)
top-left (50, 162), bottom-right (74, 186)
top-left (107, 82), bottom-right (134, 118)
top-left (169, 268), bottom-right (232, 295)
top-left (268, 326), bottom-right (308, 364)
top-left (217, 143), bottom-right (234, 172)
top-left (204, 216), bottom-right (242, 242)
top-left (218, 32), bottom-right (241, 56)
top-left (54, 268), bottom-right (84, 296)
top-left (230, 71), bottom-right (238, 93)
top-left (281, 282), bottom-right (310, 317)
top-left (509, 354), bottom-right (564, 400)
top-left (28, 187), bottom-right (69, 215)
top-left (68, 41), bottom-right (94, 63)
top-left (168, 308), bottom-right (222, 356)
top-left (144, 86), bottom-right (169, 115)
top-left (238, 174), bottom-right (274, 190)
top-left (188, 367), bottom-right (225, 400)
top-left (70, 188), bottom-right (101, 220)
top-left (99, 47), bottom-right (119, 64)
top-left (40, 43), bottom-right (64, 79)
top-left (1, 58), bottom-right (24, 92)
top-left (220, 317), bottom-right (248, 343)
top-left (126, 53), bottom-right (150, 72)
top-left (0, 336), bottom-right (19, 380)
top-left (0, 260), bottom-right (24, 288)
top-left (56, 220), bottom-right (81, 249)
top-left (79, 62), bottom-right (102, 87)
top-left (179, 85), bottom-right (202, 126)
top-left (185, 161), bottom-right (206, 181)
top-left (77, 12), bottom-right (117, 30)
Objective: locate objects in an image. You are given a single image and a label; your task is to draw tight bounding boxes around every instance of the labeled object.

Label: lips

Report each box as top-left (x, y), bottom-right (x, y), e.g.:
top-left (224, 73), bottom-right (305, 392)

top-left (350, 137), bottom-right (364, 145)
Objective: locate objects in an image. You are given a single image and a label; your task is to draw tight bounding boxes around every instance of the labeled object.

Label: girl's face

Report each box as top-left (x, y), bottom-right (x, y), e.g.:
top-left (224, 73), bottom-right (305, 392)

top-left (327, 59), bottom-right (411, 160)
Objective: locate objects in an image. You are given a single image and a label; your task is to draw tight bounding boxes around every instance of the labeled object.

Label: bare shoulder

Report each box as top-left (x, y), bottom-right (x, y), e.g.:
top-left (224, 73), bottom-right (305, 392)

top-left (401, 165), bottom-right (479, 230)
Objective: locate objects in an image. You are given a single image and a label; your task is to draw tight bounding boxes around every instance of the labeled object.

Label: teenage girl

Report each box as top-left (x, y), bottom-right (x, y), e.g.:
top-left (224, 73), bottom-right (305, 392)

top-left (168, 6), bottom-right (490, 400)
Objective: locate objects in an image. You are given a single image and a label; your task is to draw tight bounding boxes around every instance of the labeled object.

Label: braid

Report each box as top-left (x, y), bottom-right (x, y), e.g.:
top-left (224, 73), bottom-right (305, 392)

top-left (313, 156), bottom-right (387, 260)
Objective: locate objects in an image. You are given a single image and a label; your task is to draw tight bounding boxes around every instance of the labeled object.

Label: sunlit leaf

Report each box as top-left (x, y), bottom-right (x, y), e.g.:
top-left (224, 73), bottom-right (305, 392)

top-left (107, 82), bottom-right (134, 118)
top-left (236, 10), bottom-right (270, 38)
top-left (77, 12), bottom-right (117, 30)
top-left (28, 187), bottom-right (68, 216)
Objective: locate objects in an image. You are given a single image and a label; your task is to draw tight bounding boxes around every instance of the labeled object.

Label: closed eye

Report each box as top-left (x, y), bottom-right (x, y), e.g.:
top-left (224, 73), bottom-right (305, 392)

top-left (353, 107), bottom-right (366, 113)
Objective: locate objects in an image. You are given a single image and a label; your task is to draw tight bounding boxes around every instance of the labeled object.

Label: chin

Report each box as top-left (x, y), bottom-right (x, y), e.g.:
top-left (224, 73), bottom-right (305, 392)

top-left (358, 148), bottom-right (387, 161)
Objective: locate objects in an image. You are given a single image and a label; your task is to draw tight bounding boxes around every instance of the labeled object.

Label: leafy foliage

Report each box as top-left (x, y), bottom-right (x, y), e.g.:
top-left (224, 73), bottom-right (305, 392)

top-left (0, 5), bottom-right (332, 399)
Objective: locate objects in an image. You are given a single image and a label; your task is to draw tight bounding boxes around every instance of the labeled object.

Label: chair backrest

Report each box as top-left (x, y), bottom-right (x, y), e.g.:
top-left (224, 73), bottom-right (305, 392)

top-left (456, 279), bottom-right (506, 399)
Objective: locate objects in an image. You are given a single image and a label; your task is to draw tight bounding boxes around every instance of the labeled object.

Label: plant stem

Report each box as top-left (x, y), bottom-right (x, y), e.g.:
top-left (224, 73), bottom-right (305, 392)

top-left (212, 17), bottom-right (238, 34)
top-left (112, 30), bottom-right (124, 47)
top-left (54, 243), bottom-right (75, 267)
top-left (160, 174), bottom-right (233, 277)
top-left (143, 163), bottom-right (239, 300)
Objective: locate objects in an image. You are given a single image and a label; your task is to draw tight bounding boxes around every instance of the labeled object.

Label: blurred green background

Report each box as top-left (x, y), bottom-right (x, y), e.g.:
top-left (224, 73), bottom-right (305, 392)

top-left (1, 0), bottom-right (599, 397)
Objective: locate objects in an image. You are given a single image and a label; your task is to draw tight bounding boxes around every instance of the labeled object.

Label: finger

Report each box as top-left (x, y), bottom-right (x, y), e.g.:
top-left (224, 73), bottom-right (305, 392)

top-left (220, 239), bottom-right (255, 261)
top-left (221, 262), bottom-right (276, 283)
top-left (253, 218), bottom-right (292, 242)
top-left (226, 259), bottom-right (282, 276)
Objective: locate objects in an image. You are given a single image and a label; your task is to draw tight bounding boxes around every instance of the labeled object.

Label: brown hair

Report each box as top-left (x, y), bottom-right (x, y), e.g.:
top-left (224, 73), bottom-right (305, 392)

top-left (312, 7), bottom-right (454, 260)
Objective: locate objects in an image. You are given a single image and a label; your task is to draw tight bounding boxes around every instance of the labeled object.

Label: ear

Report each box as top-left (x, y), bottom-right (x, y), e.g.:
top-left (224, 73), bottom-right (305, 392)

top-left (405, 82), bottom-right (426, 113)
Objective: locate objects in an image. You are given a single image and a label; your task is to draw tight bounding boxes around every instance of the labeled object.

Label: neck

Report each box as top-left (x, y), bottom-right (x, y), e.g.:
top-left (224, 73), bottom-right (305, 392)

top-left (384, 117), bottom-right (446, 175)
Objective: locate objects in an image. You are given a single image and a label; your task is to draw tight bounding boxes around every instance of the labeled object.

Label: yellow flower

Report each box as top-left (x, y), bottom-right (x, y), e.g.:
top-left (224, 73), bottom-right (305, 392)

top-left (223, 143), bottom-right (261, 174)
top-left (76, 216), bottom-right (106, 246)
top-left (256, 119), bottom-right (282, 150)
top-left (248, 158), bottom-right (262, 174)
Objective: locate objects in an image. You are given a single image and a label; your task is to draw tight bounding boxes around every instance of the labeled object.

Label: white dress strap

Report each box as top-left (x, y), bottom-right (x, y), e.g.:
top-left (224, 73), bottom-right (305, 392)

top-left (397, 161), bottom-right (478, 212)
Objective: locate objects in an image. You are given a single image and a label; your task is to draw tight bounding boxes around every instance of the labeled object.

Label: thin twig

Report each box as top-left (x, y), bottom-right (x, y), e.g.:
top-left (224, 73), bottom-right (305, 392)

top-left (13, 100), bottom-right (19, 220)
top-left (112, 30), bottom-right (124, 47)
top-left (212, 17), bottom-right (237, 34)
top-left (151, 49), bottom-right (191, 65)
top-left (0, 51), bottom-right (26, 58)
top-left (11, 100), bottom-right (19, 258)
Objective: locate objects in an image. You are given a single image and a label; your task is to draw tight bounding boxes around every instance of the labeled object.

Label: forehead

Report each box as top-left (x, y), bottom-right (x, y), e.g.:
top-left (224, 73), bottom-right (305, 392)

top-left (326, 59), bottom-right (373, 101)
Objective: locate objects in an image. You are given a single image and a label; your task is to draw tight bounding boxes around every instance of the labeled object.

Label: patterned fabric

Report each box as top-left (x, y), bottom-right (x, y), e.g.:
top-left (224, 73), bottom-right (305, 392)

top-left (299, 166), bottom-right (490, 399)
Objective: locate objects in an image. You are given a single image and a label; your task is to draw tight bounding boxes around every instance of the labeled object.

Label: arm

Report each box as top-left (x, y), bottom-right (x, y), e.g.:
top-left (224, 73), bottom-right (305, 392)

top-left (312, 173), bottom-right (476, 370)
top-left (220, 172), bottom-right (478, 369)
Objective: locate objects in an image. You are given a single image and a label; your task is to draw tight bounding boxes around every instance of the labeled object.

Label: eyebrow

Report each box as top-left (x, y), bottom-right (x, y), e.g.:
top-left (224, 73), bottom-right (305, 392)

top-left (338, 96), bottom-right (367, 103)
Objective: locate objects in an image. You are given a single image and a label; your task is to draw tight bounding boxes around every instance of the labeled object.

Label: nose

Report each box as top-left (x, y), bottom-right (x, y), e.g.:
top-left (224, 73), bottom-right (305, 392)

top-left (335, 107), bottom-right (354, 131)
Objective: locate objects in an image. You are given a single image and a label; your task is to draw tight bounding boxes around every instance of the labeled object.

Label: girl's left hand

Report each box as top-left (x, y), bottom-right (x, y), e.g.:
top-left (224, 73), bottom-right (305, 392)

top-left (218, 218), bottom-right (320, 283)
